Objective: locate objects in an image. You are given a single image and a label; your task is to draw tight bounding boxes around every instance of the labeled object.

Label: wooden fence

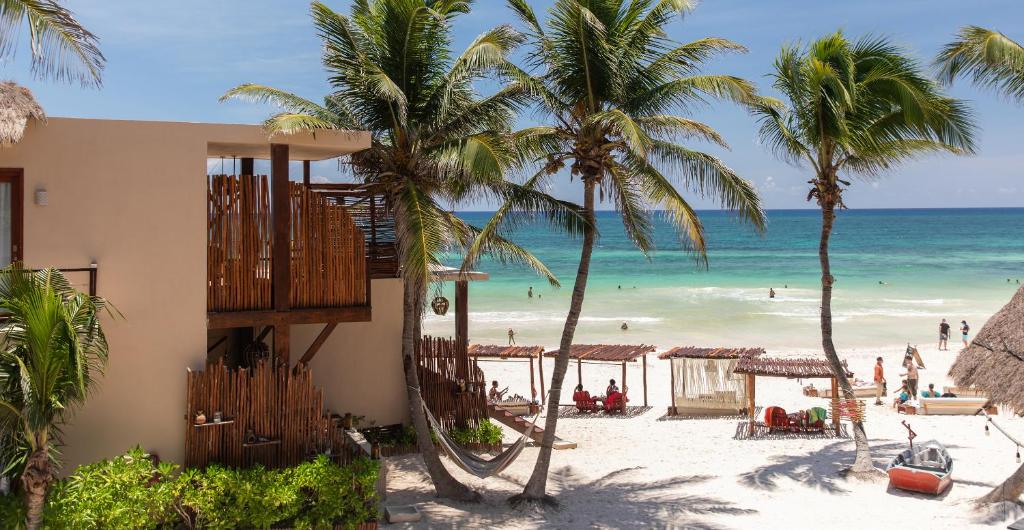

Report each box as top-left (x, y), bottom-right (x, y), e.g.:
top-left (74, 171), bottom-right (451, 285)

top-left (207, 174), bottom-right (272, 312)
top-left (184, 360), bottom-right (354, 469)
top-left (415, 336), bottom-right (488, 432)
top-left (207, 175), bottom-right (369, 313)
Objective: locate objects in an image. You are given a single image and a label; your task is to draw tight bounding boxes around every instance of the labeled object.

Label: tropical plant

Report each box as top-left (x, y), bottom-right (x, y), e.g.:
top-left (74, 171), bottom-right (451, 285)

top-left (0, 0), bottom-right (104, 86)
top-left (221, 0), bottom-right (584, 501)
top-left (753, 32), bottom-right (975, 476)
top-left (465, 0), bottom-right (768, 504)
top-left (936, 26), bottom-right (1024, 103)
top-left (0, 267), bottom-right (111, 529)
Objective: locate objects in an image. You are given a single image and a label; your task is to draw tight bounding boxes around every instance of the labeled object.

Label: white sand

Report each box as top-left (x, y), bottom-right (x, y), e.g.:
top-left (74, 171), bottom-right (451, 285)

top-left (383, 343), bottom-right (1024, 529)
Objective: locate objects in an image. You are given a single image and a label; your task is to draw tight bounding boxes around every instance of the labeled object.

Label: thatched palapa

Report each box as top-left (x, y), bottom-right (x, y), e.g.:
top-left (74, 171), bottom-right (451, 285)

top-left (468, 344), bottom-right (545, 359)
top-left (734, 357), bottom-right (853, 379)
top-left (949, 286), bottom-right (1024, 411)
top-left (0, 81), bottom-right (45, 146)
top-left (658, 346), bottom-right (764, 360)
top-left (545, 344), bottom-right (656, 362)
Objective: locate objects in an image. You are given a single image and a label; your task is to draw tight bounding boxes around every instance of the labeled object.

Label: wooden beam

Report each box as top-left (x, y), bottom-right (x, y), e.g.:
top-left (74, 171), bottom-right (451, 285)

top-left (255, 326), bottom-right (272, 343)
top-left (529, 356), bottom-right (536, 402)
top-left (642, 354), bottom-right (648, 407)
top-left (577, 358), bottom-right (582, 389)
top-left (274, 324), bottom-right (290, 366)
top-left (240, 157), bottom-right (254, 176)
top-left (538, 351), bottom-right (545, 405)
top-left (298, 323), bottom-right (338, 366)
top-left (207, 306), bottom-right (372, 329)
top-left (831, 377), bottom-right (840, 432)
top-left (621, 361), bottom-right (627, 398)
top-left (271, 143), bottom-right (290, 313)
top-left (302, 160), bottom-right (311, 186)
top-left (747, 374), bottom-right (756, 436)
top-left (455, 280), bottom-right (468, 356)
top-left (669, 358), bottom-right (676, 415)
top-left (207, 336), bottom-right (228, 354)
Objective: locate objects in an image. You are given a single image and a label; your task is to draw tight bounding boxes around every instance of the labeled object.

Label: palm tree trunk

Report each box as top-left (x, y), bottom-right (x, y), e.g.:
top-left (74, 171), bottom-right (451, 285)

top-left (401, 274), bottom-right (479, 502)
top-left (818, 203), bottom-right (876, 476)
top-left (514, 177), bottom-right (597, 505)
top-left (980, 462), bottom-right (1024, 503)
top-left (22, 448), bottom-right (51, 530)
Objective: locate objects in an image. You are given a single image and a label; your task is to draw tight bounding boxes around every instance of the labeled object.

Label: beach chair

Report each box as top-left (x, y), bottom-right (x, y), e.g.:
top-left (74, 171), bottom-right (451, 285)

top-left (764, 406), bottom-right (789, 431)
top-left (573, 390), bottom-right (601, 413)
top-left (604, 391), bottom-right (628, 413)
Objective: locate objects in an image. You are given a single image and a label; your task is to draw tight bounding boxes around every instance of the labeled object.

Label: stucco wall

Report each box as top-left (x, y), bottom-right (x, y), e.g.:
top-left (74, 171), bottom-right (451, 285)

top-left (0, 118), bottom-right (209, 469)
top-left (0, 117), bottom-right (402, 472)
top-left (295, 278), bottom-right (409, 428)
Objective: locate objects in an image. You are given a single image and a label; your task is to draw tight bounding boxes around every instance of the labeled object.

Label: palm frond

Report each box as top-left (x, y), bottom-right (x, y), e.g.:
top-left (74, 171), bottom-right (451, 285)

top-left (936, 25), bottom-right (1024, 102)
top-left (0, 0), bottom-right (104, 86)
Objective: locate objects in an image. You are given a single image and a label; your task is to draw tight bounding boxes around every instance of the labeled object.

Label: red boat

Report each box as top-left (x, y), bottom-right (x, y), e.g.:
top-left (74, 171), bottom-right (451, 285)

top-left (886, 422), bottom-right (953, 495)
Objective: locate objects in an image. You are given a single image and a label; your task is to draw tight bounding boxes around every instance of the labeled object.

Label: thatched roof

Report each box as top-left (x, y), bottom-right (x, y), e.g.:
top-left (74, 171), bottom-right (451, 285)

top-left (949, 286), bottom-right (1024, 410)
top-left (468, 344), bottom-right (544, 359)
top-left (0, 82), bottom-right (45, 146)
top-left (544, 344), bottom-right (656, 362)
top-left (658, 346), bottom-right (764, 360)
top-left (734, 357), bottom-right (853, 379)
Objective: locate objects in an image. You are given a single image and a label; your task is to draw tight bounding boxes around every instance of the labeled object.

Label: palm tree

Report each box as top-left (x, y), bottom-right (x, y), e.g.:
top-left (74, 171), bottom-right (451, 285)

top-left (222, 0), bottom-right (585, 501)
top-left (0, 0), bottom-right (105, 86)
top-left (753, 32), bottom-right (976, 476)
top-left (0, 268), bottom-right (111, 530)
top-left (465, 0), bottom-right (768, 504)
top-left (936, 26), bottom-right (1024, 103)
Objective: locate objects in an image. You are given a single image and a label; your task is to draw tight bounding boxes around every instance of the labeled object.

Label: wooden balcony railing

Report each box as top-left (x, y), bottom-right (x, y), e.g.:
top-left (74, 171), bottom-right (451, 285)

top-left (309, 183), bottom-right (399, 279)
top-left (207, 175), bottom-right (368, 315)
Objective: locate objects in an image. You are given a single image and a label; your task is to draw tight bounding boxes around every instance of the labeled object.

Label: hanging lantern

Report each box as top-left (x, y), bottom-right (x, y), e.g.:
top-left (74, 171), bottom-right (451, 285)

top-left (431, 296), bottom-right (450, 315)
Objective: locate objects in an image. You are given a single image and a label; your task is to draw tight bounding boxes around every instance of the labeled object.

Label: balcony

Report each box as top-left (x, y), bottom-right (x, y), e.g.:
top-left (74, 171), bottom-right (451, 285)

top-left (206, 174), bottom-right (370, 329)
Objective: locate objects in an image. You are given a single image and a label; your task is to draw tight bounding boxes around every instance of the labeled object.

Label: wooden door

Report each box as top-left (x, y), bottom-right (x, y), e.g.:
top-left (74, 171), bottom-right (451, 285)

top-left (0, 168), bottom-right (24, 266)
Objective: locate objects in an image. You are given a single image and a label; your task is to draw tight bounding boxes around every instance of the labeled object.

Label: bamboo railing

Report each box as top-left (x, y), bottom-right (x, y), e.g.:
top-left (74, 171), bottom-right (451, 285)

top-left (185, 360), bottom-right (354, 469)
top-left (207, 175), bottom-right (369, 313)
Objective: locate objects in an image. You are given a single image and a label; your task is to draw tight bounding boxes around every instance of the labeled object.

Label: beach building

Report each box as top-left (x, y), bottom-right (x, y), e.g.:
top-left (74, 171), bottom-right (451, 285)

top-left (0, 116), bottom-right (416, 469)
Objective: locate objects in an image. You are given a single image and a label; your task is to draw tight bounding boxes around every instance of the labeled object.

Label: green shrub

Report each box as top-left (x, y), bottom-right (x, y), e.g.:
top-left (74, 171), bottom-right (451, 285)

top-left (449, 426), bottom-right (477, 445)
top-left (22, 448), bottom-right (378, 529)
top-left (476, 420), bottom-right (503, 445)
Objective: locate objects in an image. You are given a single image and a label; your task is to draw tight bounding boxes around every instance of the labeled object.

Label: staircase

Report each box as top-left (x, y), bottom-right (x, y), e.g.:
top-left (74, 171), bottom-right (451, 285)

top-left (486, 403), bottom-right (577, 450)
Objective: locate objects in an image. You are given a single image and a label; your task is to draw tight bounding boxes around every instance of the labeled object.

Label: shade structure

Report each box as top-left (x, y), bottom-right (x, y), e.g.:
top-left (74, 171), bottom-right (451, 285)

top-left (949, 286), bottom-right (1024, 412)
top-left (0, 82), bottom-right (45, 146)
top-left (660, 347), bottom-right (764, 417)
top-left (544, 344), bottom-right (657, 407)
top-left (468, 344), bottom-right (546, 404)
top-left (735, 356), bottom-right (854, 437)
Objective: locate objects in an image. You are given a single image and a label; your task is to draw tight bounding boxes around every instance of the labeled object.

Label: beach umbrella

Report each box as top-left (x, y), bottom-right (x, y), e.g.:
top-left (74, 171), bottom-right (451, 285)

top-left (0, 81), bottom-right (46, 147)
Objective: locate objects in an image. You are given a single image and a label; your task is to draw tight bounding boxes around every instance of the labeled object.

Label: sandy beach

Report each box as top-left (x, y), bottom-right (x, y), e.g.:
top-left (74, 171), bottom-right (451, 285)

top-left (383, 341), bottom-right (1024, 529)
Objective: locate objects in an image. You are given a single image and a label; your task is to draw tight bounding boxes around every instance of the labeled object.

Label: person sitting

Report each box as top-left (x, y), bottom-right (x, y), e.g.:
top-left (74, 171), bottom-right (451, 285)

top-left (488, 380), bottom-right (507, 402)
top-left (573, 384), bottom-right (601, 412)
top-left (892, 380), bottom-right (911, 408)
top-left (606, 378), bottom-right (620, 397)
top-left (921, 383), bottom-right (941, 398)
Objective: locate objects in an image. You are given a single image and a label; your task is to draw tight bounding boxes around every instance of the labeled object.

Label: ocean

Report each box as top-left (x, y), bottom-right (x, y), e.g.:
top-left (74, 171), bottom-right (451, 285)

top-left (422, 208), bottom-right (1024, 352)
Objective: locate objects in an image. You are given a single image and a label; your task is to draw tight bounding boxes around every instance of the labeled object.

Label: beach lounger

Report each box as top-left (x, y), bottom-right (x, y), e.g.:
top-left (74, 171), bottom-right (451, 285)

top-left (919, 396), bottom-right (990, 415)
top-left (764, 406), bottom-right (789, 431)
top-left (604, 391), bottom-right (628, 413)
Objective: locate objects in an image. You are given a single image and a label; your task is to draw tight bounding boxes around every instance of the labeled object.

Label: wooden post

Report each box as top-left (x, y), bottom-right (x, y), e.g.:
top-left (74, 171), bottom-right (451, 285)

top-left (669, 358), bottom-right (677, 415)
top-left (747, 374), bottom-right (756, 436)
top-left (529, 357), bottom-right (536, 402)
top-left (831, 377), bottom-right (841, 433)
top-left (642, 354), bottom-right (648, 407)
top-left (538, 351), bottom-right (545, 405)
top-left (302, 160), bottom-right (310, 187)
top-left (621, 361), bottom-right (627, 395)
top-left (271, 144), bottom-right (291, 364)
top-left (455, 280), bottom-right (468, 357)
top-left (577, 359), bottom-right (582, 389)
top-left (240, 157), bottom-right (254, 176)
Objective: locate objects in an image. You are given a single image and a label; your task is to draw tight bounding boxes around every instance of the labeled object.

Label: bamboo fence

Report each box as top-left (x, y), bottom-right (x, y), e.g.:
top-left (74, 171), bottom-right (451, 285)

top-left (184, 360), bottom-right (353, 469)
top-left (207, 174), bottom-right (272, 312)
top-left (415, 336), bottom-right (488, 432)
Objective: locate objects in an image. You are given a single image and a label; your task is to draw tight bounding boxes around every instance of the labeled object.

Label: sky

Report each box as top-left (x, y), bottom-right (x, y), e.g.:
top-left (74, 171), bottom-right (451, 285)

top-left (9, 0), bottom-right (1024, 210)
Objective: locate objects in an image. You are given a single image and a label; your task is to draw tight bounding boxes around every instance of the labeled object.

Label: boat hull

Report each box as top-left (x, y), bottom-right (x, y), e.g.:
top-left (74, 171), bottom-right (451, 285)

top-left (887, 466), bottom-right (952, 495)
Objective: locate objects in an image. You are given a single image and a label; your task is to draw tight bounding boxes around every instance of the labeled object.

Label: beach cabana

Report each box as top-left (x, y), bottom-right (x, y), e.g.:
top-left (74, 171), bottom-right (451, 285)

top-left (659, 347), bottom-right (765, 417)
top-left (467, 344), bottom-right (546, 404)
top-left (545, 344), bottom-right (656, 406)
top-left (734, 357), bottom-right (852, 437)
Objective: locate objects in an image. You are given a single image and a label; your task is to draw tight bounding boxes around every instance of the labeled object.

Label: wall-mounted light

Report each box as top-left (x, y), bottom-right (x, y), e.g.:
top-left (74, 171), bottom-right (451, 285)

top-left (34, 188), bottom-right (47, 206)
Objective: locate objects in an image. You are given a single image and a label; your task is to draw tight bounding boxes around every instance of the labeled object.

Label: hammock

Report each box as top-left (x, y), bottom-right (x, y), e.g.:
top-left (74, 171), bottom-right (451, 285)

top-left (420, 400), bottom-right (539, 479)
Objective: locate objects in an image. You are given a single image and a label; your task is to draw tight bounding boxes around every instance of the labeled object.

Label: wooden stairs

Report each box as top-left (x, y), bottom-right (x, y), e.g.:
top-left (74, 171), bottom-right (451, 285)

top-left (486, 403), bottom-right (576, 450)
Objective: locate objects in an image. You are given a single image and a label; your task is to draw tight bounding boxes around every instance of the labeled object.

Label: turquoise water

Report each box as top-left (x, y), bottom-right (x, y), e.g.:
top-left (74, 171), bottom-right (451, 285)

top-left (423, 209), bottom-right (1024, 351)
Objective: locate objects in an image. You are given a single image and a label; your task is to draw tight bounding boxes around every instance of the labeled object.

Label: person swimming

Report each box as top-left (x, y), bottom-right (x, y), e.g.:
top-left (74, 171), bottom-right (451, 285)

top-left (620, 322), bottom-right (628, 331)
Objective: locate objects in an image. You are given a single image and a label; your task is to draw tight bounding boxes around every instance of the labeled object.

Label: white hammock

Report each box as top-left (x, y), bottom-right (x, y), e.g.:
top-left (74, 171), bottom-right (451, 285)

top-left (421, 400), bottom-right (539, 479)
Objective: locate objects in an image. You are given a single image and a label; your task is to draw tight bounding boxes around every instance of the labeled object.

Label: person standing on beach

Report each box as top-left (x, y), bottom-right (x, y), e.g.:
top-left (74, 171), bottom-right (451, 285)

top-left (938, 319), bottom-right (950, 351)
top-left (873, 357), bottom-right (885, 406)
top-left (508, 328), bottom-right (516, 345)
top-left (901, 357), bottom-right (919, 398)
top-left (769, 288), bottom-right (776, 299)
top-left (527, 286), bottom-right (533, 299)
top-left (960, 320), bottom-right (970, 346)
